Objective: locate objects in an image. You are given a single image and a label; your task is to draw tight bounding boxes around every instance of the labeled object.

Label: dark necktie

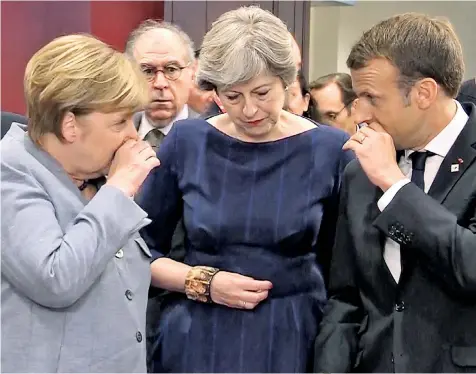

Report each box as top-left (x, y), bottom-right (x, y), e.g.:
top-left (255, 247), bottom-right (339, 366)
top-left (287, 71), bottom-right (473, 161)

top-left (143, 128), bottom-right (165, 150)
top-left (410, 151), bottom-right (435, 191)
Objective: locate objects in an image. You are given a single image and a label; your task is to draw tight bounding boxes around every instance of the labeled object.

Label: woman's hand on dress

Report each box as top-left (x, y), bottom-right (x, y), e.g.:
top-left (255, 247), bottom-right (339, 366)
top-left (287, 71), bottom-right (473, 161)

top-left (210, 271), bottom-right (273, 310)
top-left (106, 139), bottom-right (160, 197)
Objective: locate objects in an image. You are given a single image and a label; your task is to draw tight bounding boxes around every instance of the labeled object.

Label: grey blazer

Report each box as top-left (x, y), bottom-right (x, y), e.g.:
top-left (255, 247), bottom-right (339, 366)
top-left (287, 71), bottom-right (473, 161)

top-left (1, 124), bottom-right (152, 373)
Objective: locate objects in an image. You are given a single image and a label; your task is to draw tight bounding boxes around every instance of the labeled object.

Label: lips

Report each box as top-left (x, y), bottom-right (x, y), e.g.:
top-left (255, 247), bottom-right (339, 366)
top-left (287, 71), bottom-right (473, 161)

top-left (150, 99), bottom-right (172, 108)
top-left (246, 119), bottom-right (263, 126)
top-left (152, 99), bottom-right (172, 103)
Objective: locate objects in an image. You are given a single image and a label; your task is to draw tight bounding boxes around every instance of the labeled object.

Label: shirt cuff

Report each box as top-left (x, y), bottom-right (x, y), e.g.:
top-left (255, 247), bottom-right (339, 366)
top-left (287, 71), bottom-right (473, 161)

top-left (377, 179), bottom-right (411, 212)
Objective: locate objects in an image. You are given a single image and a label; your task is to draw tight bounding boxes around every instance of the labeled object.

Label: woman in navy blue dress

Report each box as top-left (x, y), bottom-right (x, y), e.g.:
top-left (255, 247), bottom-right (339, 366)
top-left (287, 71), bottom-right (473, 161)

top-left (137, 6), bottom-right (354, 372)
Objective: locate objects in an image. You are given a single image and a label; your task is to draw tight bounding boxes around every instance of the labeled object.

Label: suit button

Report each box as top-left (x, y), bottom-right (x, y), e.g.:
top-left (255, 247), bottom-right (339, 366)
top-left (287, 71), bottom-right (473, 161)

top-left (115, 249), bottom-right (124, 259)
top-left (125, 289), bottom-right (133, 300)
top-left (136, 331), bottom-right (142, 343)
top-left (395, 301), bottom-right (405, 312)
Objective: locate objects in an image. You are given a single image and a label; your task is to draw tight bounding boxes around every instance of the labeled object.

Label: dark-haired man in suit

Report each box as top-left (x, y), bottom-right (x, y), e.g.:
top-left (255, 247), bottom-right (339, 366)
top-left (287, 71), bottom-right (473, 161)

top-left (315, 13), bottom-right (476, 373)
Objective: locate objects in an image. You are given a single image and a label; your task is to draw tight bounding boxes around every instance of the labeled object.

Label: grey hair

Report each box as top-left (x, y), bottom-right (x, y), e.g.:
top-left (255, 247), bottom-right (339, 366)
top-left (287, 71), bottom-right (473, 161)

top-left (197, 6), bottom-right (297, 91)
top-left (125, 19), bottom-right (195, 63)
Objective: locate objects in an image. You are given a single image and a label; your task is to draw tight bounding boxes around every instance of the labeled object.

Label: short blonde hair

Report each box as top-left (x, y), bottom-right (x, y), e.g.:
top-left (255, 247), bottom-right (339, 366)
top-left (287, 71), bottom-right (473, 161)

top-left (197, 6), bottom-right (297, 91)
top-left (24, 34), bottom-right (149, 143)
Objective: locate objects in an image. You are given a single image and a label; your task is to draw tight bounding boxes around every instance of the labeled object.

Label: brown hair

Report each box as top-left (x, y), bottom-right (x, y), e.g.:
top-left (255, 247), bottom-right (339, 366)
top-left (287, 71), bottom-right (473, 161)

top-left (347, 13), bottom-right (464, 98)
top-left (310, 73), bottom-right (357, 111)
top-left (24, 34), bottom-right (149, 143)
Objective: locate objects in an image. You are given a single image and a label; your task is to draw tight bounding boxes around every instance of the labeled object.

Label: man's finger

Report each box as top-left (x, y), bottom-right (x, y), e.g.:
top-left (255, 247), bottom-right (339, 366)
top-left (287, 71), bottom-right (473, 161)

top-left (343, 139), bottom-right (360, 151)
top-left (358, 126), bottom-right (376, 137)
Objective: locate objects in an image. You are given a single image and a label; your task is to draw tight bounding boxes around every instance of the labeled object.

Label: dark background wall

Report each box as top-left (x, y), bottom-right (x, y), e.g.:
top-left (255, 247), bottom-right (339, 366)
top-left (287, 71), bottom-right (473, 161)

top-left (1, 0), bottom-right (310, 115)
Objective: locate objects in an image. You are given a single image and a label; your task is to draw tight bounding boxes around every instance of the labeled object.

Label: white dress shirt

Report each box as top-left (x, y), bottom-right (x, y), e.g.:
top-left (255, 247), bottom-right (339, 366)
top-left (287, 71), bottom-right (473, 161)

top-left (137, 105), bottom-right (189, 140)
top-left (378, 101), bottom-right (469, 282)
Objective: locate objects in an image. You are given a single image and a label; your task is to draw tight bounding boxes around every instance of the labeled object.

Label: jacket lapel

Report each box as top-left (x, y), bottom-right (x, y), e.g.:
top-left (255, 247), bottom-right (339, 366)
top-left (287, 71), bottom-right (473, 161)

top-left (428, 103), bottom-right (476, 203)
top-left (398, 104), bottom-right (476, 285)
top-left (368, 182), bottom-right (398, 285)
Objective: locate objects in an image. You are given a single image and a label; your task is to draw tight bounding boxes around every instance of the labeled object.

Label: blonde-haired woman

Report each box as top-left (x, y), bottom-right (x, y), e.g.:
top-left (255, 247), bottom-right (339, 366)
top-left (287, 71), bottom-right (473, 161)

top-left (1, 34), bottom-right (159, 372)
top-left (138, 6), bottom-right (354, 372)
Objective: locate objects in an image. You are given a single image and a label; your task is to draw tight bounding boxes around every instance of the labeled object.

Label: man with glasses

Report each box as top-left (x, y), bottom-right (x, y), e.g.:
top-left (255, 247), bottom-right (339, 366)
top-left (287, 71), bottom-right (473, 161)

top-left (125, 20), bottom-right (197, 370)
top-left (310, 73), bottom-right (359, 135)
top-left (125, 20), bottom-right (199, 149)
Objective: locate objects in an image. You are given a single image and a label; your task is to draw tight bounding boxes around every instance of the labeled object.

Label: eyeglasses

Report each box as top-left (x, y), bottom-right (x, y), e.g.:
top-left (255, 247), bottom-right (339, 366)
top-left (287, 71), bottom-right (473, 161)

top-left (140, 62), bottom-right (190, 82)
top-left (320, 103), bottom-right (350, 122)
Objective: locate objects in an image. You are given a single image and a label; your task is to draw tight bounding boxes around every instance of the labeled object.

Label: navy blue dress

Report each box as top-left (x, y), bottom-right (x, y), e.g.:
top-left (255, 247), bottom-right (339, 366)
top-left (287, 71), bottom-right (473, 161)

top-left (137, 119), bottom-right (354, 372)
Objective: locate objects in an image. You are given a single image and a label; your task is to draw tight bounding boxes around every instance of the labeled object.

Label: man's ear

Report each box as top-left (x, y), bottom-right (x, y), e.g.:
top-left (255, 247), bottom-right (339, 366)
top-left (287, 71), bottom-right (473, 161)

top-left (303, 93), bottom-right (310, 112)
top-left (350, 98), bottom-right (359, 115)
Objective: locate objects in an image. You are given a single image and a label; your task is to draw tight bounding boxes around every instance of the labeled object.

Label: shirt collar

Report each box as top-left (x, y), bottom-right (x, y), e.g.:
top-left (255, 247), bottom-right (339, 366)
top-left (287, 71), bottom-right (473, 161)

top-left (405, 100), bottom-right (469, 159)
top-left (138, 105), bottom-right (189, 139)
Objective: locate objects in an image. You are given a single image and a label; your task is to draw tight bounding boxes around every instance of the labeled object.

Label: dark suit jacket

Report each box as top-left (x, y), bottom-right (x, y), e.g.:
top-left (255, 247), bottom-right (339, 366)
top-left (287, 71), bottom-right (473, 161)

top-left (314, 103), bottom-right (476, 372)
top-left (200, 100), bottom-right (222, 119)
top-left (457, 78), bottom-right (476, 106)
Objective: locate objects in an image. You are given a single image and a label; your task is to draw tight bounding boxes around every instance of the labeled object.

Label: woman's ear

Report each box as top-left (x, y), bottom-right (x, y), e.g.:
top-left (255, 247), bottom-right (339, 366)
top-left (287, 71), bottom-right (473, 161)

top-left (61, 112), bottom-right (78, 143)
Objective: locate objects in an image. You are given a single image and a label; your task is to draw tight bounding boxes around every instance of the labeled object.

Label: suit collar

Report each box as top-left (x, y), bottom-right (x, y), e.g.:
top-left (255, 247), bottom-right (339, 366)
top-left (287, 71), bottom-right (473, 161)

top-left (367, 103), bottom-right (476, 286)
top-left (428, 103), bottom-right (476, 203)
top-left (133, 111), bottom-right (142, 131)
top-left (134, 104), bottom-right (198, 136)
top-left (404, 100), bottom-right (468, 159)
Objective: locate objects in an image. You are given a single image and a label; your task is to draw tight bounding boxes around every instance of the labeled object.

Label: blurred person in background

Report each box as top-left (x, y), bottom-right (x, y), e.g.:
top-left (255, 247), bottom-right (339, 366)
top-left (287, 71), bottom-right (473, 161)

top-left (456, 77), bottom-right (476, 106)
top-left (188, 49), bottom-right (217, 115)
top-left (310, 73), bottom-right (359, 135)
top-left (285, 70), bottom-right (321, 122)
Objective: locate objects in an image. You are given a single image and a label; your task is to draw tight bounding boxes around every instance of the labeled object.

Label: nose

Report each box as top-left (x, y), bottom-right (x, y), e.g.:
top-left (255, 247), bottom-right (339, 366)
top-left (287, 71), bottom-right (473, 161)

top-left (152, 71), bottom-right (169, 90)
top-left (242, 97), bottom-right (258, 118)
top-left (124, 118), bottom-right (139, 140)
top-left (353, 98), bottom-right (373, 125)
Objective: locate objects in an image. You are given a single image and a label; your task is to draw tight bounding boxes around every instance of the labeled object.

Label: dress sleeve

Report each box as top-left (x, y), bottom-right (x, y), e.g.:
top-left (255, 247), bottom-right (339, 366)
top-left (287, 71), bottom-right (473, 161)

top-left (315, 132), bottom-right (355, 286)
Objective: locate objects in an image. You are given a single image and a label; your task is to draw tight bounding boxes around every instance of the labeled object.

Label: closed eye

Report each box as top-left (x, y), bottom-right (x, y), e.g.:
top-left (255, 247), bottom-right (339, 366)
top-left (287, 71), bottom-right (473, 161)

top-left (361, 92), bottom-right (376, 105)
top-left (113, 119), bottom-right (128, 129)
